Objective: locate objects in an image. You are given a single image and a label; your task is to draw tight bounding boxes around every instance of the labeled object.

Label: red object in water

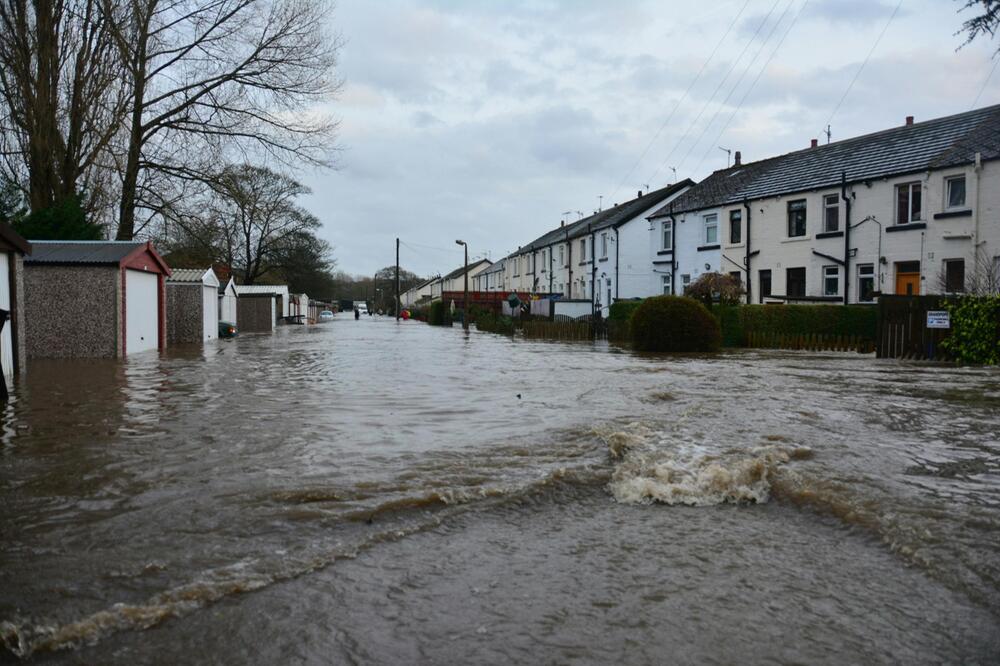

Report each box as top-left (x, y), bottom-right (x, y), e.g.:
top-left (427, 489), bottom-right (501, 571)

top-left (401, 309), bottom-right (411, 320)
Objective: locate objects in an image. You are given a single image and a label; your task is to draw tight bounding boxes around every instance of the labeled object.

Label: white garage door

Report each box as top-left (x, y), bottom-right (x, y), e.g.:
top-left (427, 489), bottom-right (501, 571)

top-left (0, 252), bottom-right (11, 384)
top-left (202, 284), bottom-right (218, 341)
top-left (125, 269), bottom-right (159, 354)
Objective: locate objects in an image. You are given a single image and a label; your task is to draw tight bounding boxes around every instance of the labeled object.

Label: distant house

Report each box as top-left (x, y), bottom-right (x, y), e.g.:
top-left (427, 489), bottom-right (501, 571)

top-left (0, 223), bottom-right (31, 384)
top-left (441, 258), bottom-right (492, 293)
top-left (218, 277), bottom-right (238, 324)
top-left (24, 240), bottom-right (171, 357)
top-left (290, 293), bottom-right (309, 322)
top-left (166, 268), bottom-right (220, 345)
top-left (401, 277), bottom-right (437, 307)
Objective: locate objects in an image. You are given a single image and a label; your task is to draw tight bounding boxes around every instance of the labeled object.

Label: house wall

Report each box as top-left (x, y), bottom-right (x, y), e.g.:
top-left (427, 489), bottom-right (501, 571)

top-left (672, 208), bottom-right (722, 296)
top-left (745, 159), bottom-right (998, 302)
top-left (237, 296), bottom-right (276, 332)
top-left (166, 284), bottom-right (204, 345)
top-left (24, 265), bottom-right (120, 358)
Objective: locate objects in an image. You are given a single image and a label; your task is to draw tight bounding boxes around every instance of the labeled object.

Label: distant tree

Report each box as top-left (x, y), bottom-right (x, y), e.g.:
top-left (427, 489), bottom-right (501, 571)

top-left (12, 193), bottom-right (103, 240)
top-left (270, 231), bottom-right (338, 297)
top-left (685, 272), bottom-right (746, 306)
top-left (0, 179), bottom-right (25, 225)
top-left (957, 0), bottom-right (1000, 50)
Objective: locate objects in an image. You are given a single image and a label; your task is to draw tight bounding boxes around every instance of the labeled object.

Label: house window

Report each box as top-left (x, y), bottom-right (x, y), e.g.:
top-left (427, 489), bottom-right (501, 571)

top-left (580, 238), bottom-right (587, 262)
top-left (896, 182), bottom-right (922, 224)
top-left (729, 210), bottom-right (742, 244)
top-left (944, 259), bottom-right (965, 293)
top-left (759, 270), bottom-right (772, 302)
top-left (704, 214), bottom-right (718, 245)
top-left (661, 273), bottom-right (672, 294)
top-left (786, 267), bottom-right (806, 297)
top-left (823, 265), bottom-right (839, 296)
top-left (662, 220), bottom-right (673, 250)
top-left (823, 194), bottom-right (839, 232)
top-left (857, 264), bottom-right (875, 302)
top-left (681, 274), bottom-right (691, 292)
top-left (946, 175), bottom-right (966, 209)
top-left (729, 271), bottom-right (741, 284)
top-left (559, 245), bottom-right (565, 267)
top-left (601, 233), bottom-right (608, 258)
top-left (541, 249), bottom-right (547, 272)
top-left (787, 200), bottom-right (807, 237)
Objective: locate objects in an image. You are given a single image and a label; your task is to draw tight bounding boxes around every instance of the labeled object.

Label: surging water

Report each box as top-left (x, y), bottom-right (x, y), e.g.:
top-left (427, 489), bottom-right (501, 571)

top-left (1, 316), bottom-right (998, 663)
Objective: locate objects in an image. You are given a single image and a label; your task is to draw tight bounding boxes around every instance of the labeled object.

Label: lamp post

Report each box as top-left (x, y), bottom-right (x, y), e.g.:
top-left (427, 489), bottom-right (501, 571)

top-left (455, 239), bottom-right (469, 330)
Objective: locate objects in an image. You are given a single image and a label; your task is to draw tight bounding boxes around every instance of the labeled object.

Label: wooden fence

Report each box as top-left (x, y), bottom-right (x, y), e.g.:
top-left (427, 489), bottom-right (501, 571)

top-left (876, 295), bottom-right (955, 360)
top-left (745, 331), bottom-right (874, 353)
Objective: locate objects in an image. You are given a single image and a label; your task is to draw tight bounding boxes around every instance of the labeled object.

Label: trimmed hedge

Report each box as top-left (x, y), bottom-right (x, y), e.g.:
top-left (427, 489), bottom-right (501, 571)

top-left (631, 296), bottom-right (721, 352)
top-left (730, 304), bottom-right (876, 345)
top-left (428, 301), bottom-right (452, 326)
top-left (609, 299), bottom-right (643, 322)
top-left (475, 311), bottom-right (515, 335)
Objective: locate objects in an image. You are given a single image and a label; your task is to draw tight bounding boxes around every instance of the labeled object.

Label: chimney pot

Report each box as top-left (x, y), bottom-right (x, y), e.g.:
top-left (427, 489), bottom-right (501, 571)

top-left (905, 115), bottom-right (914, 126)
top-left (560, 220), bottom-right (565, 227)
top-left (734, 151), bottom-right (741, 166)
top-left (810, 139), bottom-right (818, 148)
top-left (637, 190), bottom-right (643, 198)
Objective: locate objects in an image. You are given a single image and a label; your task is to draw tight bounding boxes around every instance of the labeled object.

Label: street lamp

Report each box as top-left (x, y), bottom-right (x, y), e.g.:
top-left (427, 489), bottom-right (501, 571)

top-left (455, 239), bottom-right (469, 330)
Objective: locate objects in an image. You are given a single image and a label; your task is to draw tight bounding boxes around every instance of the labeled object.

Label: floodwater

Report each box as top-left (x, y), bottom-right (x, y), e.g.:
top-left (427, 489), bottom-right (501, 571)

top-left (1, 316), bottom-right (999, 664)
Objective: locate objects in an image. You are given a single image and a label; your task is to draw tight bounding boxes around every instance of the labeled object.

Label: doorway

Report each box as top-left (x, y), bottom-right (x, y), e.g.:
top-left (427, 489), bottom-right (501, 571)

top-left (894, 261), bottom-right (920, 296)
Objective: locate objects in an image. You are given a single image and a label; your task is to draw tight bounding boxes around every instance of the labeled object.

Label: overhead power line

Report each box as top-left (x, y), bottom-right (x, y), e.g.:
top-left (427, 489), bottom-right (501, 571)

top-left (608, 0), bottom-right (752, 202)
top-left (971, 56), bottom-right (1000, 109)
top-left (823, 0), bottom-right (903, 133)
top-left (647, 0), bottom-right (783, 187)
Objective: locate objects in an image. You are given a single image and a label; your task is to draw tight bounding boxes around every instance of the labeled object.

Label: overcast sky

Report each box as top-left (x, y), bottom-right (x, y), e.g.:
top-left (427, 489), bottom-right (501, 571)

top-left (298, 0), bottom-right (1000, 277)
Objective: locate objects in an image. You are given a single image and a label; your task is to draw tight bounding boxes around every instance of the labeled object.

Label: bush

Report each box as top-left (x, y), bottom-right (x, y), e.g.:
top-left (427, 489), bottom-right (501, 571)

top-left (941, 296), bottom-right (1000, 364)
top-left (736, 304), bottom-right (875, 341)
top-left (475, 311), bottom-right (515, 335)
top-left (609, 299), bottom-right (643, 322)
top-left (630, 296), bottom-right (721, 352)
top-left (428, 301), bottom-right (452, 326)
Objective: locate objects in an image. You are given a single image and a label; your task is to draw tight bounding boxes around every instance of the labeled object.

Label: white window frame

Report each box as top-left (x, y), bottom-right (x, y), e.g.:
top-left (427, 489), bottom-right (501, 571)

top-left (559, 244), bottom-right (565, 267)
top-left (662, 220), bottom-right (673, 251)
top-left (945, 175), bottom-right (966, 210)
top-left (787, 199), bottom-right (807, 238)
top-left (823, 194), bottom-right (839, 232)
top-left (661, 273), bottom-right (672, 295)
top-left (704, 214), bottom-right (718, 245)
top-left (579, 238), bottom-right (587, 262)
top-left (729, 209), bottom-right (742, 244)
top-left (857, 264), bottom-right (875, 303)
top-left (600, 233), bottom-right (608, 258)
top-left (896, 182), bottom-right (922, 224)
top-left (823, 265), bottom-right (839, 296)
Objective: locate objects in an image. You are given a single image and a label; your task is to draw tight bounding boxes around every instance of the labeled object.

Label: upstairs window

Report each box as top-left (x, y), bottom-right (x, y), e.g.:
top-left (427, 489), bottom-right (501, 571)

top-left (601, 232), bottom-right (608, 258)
top-left (541, 249), bottom-right (547, 271)
top-left (662, 220), bottom-right (673, 250)
top-left (579, 238), bottom-right (587, 262)
top-left (896, 182), bottom-right (922, 224)
top-left (704, 214), bottom-right (718, 245)
top-left (559, 244), bottom-right (565, 267)
top-left (823, 194), bottom-right (840, 232)
top-left (729, 210), bottom-right (742, 244)
top-left (787, 200), bottom-right (807, 237)
top-left (946, 175), bottom-right (966, 209)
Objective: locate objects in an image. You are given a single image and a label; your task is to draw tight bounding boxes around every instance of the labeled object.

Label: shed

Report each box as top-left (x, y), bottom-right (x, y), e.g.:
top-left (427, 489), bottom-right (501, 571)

top-left (24, 240), bottom-right (171, 357)
top-left (290, 293), bottom-right (309, 323)
top-left (234, 284), bottom-right (290, 325)
top-left (218, 276), bottom-right (238, 324)
top-left (0, 223), bottom-right (31, 384)
top-left (166, 267), bottom-right (220, 345)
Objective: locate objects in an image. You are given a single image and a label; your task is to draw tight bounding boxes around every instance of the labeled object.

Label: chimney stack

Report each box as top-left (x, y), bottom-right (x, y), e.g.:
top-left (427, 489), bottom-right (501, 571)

top-left (810, 139), bottom-right (818, 148)
top-left (734, 151), bottom-right (741, 166)
top-left (906, 116), bottom-right (914, 126)
top-left (637, 190), bottom-right (643, 198)
top-left (560, 220), bottom-right (565, 227)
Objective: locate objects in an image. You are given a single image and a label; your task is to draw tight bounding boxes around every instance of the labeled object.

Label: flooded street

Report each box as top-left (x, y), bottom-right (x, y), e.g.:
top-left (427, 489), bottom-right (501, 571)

top-left (2, 316), bottom-right (1000, 664)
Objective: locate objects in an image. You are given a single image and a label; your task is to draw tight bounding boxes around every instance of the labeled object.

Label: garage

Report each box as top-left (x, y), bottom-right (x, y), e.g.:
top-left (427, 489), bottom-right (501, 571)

top-left (127, 269), bottom-right (159, 353)
top-left (166, 268), bottom-right (221, 345)
top-left (0, 223), bottom-right (31, 390)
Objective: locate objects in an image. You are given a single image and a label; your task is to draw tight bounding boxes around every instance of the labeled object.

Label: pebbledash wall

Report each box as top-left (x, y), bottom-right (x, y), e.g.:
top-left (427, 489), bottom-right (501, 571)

top-left (166, 285), bottom-right (203, 345)
top-left (24, 265), bottom-right (120, 357)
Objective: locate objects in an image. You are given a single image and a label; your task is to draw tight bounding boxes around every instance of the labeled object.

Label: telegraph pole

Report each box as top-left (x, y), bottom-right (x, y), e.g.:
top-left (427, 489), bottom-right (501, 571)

top-left (395, 238), bottom-right (400, 320)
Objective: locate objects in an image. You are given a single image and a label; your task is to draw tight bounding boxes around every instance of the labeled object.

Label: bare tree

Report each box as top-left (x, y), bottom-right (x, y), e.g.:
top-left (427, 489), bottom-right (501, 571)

top-left (957, 0), bottom-right (1000, 50)
top-left (685, 272), bottom-right (746, 306)
top-left (0, 0), bottom-right (127, 216)
top-left (936, 247), bottom-right (1000, 295)
top-left (103, 0), bottom-right (341, 240)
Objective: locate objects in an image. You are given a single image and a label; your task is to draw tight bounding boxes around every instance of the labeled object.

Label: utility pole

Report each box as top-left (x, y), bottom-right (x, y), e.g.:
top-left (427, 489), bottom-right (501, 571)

top-left (455, 240), bottom-right (469, 330)
top-left (395, 237), bottom-right (400, 320)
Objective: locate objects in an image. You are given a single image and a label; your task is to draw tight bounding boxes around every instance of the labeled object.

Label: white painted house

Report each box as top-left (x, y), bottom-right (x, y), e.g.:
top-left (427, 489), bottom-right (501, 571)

top-left (441, 258), bottom-right (492, 293)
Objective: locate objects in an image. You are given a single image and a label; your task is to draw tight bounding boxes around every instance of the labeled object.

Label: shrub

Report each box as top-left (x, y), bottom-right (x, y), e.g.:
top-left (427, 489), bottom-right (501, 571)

top-left (609, 299), bottom-right (643, 322)
top-left (686, 272), bottom-right (745, 306)
top-left (941, 296), bottom-right (1000, 364)
top-left (630, 296), bottom-right (721, 352)
top-left (475, 311), bottom-right (515, 335)
top-left (428, 301), bottom-right (452, 326)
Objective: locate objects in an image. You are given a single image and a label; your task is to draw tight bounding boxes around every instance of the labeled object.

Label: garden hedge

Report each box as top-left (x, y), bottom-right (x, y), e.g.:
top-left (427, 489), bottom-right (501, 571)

top-left (630, 296), bottom-right (721, 352)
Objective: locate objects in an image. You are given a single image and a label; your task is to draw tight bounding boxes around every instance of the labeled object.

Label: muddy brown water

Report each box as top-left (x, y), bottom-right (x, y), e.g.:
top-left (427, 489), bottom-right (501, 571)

top-left (1, 316), bottom-right (999, 664)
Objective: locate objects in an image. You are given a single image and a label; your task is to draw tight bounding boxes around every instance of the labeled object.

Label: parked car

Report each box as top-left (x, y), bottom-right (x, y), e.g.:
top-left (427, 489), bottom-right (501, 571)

top-left (318, 310), bottom-right (334, 321)
top-left (219, 321), bottom-right (238, 338)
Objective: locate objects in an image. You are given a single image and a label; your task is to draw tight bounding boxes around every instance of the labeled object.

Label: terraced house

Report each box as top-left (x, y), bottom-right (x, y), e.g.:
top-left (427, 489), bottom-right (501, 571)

top-left (650, 104), bottom-right (1000, 303)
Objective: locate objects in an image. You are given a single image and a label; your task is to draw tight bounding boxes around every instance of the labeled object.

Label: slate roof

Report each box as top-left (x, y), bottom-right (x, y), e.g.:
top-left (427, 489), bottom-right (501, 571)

top-left (25, 240), bottom-right (147, 264)
top-left (520, 180), bottom-right (694, 250)
top-left (442, 258), bottom-right (491, 281)
top-left (650, 103), bottom-right (1000, 217)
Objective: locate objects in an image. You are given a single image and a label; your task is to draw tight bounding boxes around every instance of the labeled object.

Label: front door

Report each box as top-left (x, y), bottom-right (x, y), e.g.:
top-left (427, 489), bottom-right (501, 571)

top-left (895, 272), bottom-right (920, 295)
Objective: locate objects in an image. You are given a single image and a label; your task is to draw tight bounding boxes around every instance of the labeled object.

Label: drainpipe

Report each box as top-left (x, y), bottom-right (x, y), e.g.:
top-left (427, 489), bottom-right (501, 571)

top-left (588, 223), bottom-right (596, 318)
top-left (841, 171), bottom-right (851, 305)
top-left (974, 152), bottom-right (983, 284)
top-left (614, 226), bottom-right (620, 300)
top-left (549, 242), bottom-right (554, 293)
top-left (566, 228), bottom-right (573, 298)
top-left (669, 204), bottom-right (678, 295)
top-left (742, 199), bottom-right (752, 304)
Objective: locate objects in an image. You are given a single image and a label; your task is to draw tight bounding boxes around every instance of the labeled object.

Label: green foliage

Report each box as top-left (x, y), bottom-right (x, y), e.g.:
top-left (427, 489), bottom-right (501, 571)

top-left (0, 180), bottom-right (26, 225)
top-left (686, 272), bottom-right (745, 306)
top-left (428, 300), bottom-right (452, 326)
top-left (12, 195), bottom-right (102, 240)
top-left (735, 304), bottom-right (876, 341)
top-left (630, 296), bottom-right (721, 352)
top-left (712, 305), bottom-right (746, 347)
top-left (475, 311), bottom-right (515, 335)
top-left (941, 296), bottom-right (1000, 364)
top-left (609, 299), bottom-right (643, 322)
